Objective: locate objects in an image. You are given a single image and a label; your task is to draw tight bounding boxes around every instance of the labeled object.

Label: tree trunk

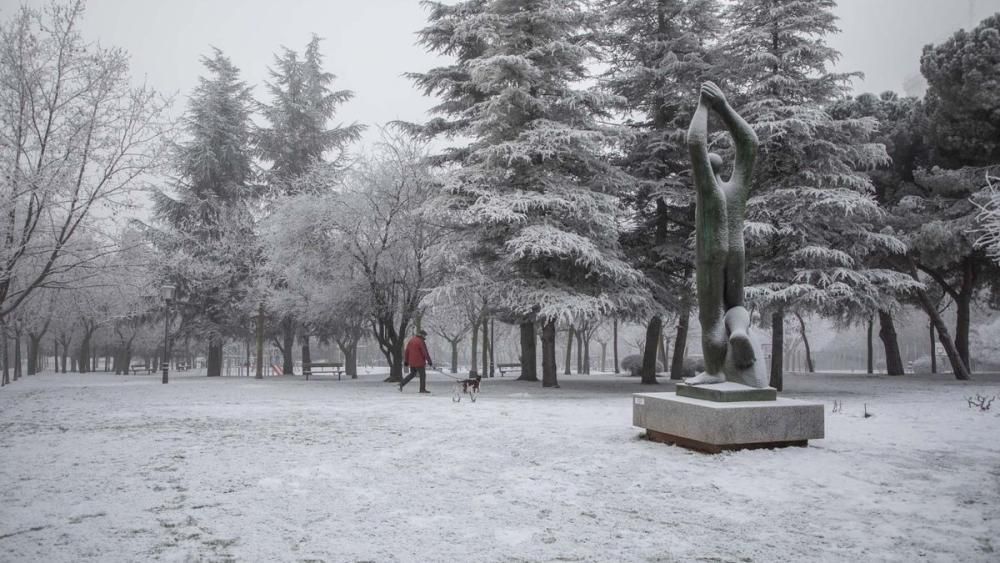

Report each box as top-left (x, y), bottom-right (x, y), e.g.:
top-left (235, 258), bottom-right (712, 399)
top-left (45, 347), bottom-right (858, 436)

top-left (255, 303), bottom-right (265, 378)
top-left (489, 318), bottom-right (496, 378)
top-left (600, 342), bottom-right (607, 372)
top-left (388, 340), bottom-right (404, 382)
top-left (347, 341), bottom-right (358, 379)
top-left (541, 319), bottom-right (558, 388)
top-left (583, 334), bottom-right (590, 374)
top-left (908, 260), bottom-right (971, 380)
top-left (517, 321), bottom-right (539, 382)
top-left (866, 317), bottom-right (874, 374)
top-left (450, 339), bottom-right (459, 373)
top-left (670, 304), bottom-right (690, 380)
top-left (925, 298), bottom-right (971, 380)
top-left (575, 329), bottom-right (583, 374)
top-left (878, 310), bottom-right (904, 376)
top-left (14, 331), bottom-right (22, 380)
top-left (770, 309), bottom-right (783, 391)
top-left (794, 312), bottom-right (815, 373)
top-left (1, 325), bottom-right (8, 386)
top-left (613, 318), bottom-right (620, 374)
top-left (481, 318), bottom-right (488, 379)
top-left (640, 315), bottom-right (661, 385)
top-left (563, 325), bottom-right (574, 375)
top-left (1, 324), bottom-right (9, 386)
top-left (658, 329), bottom-right (669, 374)
top-left (954, 258), bottom-right (976, 373)
top-left (79, 329), bottom-right (93, 374)
top-left (281, 318), bottom-right (295, 376)
top-left (469, 318), bottom-right (479, 376)
top-left (301, 333), bottom-right (311, 374)
top-left (929, 322), bottom-right (937, 374)
top-left (207, 338), bottom-right (223, 377)
top-left (27, 334), bottom-right (41, 375)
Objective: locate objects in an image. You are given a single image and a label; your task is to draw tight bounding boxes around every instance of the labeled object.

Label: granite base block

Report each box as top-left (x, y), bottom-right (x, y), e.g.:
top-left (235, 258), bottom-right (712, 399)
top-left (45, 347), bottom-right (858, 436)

top-left (633, 392), bottom-right (824, 453)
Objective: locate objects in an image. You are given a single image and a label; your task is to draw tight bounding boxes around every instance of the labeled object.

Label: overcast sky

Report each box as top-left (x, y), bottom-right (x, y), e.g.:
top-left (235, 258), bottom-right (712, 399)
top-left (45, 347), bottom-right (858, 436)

top-left (15, 0), bottom-right (1000, 140)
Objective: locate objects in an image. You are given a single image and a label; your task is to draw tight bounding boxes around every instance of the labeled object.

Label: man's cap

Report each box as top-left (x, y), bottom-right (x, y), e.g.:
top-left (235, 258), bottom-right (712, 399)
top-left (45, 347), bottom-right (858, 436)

top-left (417, 329), bottom-right (428, 337)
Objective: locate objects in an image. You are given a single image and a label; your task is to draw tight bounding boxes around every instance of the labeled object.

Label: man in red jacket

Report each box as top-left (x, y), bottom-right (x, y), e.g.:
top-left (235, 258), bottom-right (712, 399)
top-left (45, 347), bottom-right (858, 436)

top-left (400, 329), bottom-right (433, 393)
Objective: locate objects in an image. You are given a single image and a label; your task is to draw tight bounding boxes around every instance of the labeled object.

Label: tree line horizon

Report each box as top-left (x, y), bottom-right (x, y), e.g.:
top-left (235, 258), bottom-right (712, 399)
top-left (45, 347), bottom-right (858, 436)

top-left (2, 0), bottom-right (999, 388)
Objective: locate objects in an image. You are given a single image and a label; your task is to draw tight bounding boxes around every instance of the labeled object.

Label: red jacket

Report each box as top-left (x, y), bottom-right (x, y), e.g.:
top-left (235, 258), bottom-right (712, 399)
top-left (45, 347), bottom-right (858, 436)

top-left (404, 336), bottom-right (432, 368)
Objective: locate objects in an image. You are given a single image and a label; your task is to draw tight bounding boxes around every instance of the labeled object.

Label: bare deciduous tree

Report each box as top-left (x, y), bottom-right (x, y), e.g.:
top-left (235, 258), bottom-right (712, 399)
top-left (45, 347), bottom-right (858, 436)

top-left (0, 1), bottom-right (170, 322)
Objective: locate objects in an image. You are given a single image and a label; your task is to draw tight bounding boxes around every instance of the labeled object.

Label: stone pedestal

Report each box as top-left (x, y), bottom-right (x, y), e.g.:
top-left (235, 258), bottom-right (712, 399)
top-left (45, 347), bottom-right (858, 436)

top-left (633, 389), bottom-right (824, 453)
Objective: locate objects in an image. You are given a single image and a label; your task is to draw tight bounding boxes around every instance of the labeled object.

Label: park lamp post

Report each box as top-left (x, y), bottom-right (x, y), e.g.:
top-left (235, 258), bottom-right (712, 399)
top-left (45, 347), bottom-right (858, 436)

top-left (161, 284), bottom-right (175, 384)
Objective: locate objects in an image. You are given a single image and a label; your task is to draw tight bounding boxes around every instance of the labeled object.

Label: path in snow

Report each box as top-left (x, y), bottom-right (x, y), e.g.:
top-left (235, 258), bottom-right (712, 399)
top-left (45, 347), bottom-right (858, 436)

top-left (0, 370), bottom-right (998, 562)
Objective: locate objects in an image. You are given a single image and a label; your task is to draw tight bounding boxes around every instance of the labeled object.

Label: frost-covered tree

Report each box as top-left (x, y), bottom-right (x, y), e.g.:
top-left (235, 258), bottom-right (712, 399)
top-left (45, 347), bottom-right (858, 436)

top-left (722, 0), bottom-right (907, 389)
top-left (406, 0), bottom-right (648, 387)
top-left (256, 36), bottom-right (363, 374)
top-left (261, 210), bottom-right (371, 379)
top-left (597, 0), bottom-right (724, 381)
top-left (258, 35), bottom-right (363, 187)
top-left (422, 299), bottom-right (474, 374)
top-left (827, 92), bottom-right (928, 376)
top-left (152, 49), bottom-right (258, 377)
top-left (267, 132), bottom-right (444, 383)
top-left (830, 91), bottom-right (993, 380)
top-left (0, 1), bottom-right (169, 322)
top-left (898, 14), bottom-right (1000, 376)
top-left (978, 174), bottom-right (1000, 265)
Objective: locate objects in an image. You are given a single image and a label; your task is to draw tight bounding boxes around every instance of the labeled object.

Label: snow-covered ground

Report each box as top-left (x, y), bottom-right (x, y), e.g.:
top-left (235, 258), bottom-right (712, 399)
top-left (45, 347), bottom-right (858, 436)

top-left (1, 369), bottom-right (997, 562)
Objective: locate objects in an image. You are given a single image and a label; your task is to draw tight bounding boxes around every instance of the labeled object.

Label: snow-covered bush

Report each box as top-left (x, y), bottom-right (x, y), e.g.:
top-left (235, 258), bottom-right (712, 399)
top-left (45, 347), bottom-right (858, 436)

top-left (620, 354), bottom-right (661, 376)
top-left (680, 357), bottom-right (706, 379)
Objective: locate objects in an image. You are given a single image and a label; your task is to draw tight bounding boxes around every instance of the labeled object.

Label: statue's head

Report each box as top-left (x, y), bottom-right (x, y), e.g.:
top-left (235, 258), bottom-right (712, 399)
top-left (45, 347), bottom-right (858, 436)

top-left (708, 152), bottom-right (724, 178)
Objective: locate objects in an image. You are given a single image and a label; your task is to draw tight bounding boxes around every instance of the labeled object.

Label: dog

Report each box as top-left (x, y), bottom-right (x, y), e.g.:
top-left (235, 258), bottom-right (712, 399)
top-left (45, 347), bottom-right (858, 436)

top-left (452, 374), bottom-right (482, 402)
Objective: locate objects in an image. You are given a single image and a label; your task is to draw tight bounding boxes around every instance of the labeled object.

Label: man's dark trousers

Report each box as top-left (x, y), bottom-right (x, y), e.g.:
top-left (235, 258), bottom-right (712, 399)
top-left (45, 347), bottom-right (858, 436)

top-left (400, 367), bottom-right (427, 392)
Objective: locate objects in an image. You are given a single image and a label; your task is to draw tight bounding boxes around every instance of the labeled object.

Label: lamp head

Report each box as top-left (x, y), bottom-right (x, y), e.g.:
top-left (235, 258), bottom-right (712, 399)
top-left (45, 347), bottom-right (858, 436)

top-left (160, 284), bottom-right (176, 301)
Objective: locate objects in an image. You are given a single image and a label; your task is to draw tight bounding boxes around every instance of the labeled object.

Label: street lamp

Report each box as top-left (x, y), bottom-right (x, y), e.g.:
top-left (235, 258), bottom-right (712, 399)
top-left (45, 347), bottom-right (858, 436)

top-left (161, 284), bottom-right (176, 384)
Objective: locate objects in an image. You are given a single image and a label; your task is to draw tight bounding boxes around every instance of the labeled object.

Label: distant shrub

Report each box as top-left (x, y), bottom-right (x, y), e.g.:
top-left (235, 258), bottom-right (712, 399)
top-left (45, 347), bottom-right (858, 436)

top-left (621, 354), bottom-right (662, 376)
top-left (680, 357), bottom-right (705, 378)
top-left (911, 356), bottom-right (932, 374)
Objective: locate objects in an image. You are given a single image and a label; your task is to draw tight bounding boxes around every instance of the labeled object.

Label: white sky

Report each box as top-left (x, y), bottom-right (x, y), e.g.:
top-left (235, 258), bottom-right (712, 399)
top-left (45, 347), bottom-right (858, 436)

top-left (11, 0), bottom-right (1000, 139)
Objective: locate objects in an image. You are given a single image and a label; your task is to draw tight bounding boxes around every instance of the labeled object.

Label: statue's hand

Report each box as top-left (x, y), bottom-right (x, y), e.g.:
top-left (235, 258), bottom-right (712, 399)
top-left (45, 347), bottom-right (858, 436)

top-left (700, 81), bottom-right (728, 111)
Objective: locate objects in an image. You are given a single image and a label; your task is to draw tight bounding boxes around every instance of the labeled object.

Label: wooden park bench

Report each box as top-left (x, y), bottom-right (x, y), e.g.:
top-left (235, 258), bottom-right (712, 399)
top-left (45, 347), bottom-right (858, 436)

top-left (129, 364), bottom-right (153, 375)
top-left (497, 363), bottom-right (521, 377)
top-left (303, 361), bottom-right (345, 381)
top-left (175, 362), bottom-right (189, 371)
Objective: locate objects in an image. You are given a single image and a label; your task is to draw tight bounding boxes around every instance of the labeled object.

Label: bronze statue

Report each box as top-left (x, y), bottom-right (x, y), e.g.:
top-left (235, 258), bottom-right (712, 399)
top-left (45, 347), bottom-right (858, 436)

top-left (684, 82), bottom-right (768, 388)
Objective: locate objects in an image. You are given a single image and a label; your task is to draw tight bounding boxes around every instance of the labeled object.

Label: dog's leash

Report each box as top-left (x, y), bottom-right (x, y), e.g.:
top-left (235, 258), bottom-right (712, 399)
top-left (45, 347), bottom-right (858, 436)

top-left (429, 366), bottom-right (472, 381)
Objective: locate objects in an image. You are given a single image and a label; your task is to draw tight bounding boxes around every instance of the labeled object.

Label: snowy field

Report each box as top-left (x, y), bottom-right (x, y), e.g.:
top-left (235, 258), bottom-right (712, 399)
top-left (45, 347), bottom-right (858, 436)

top-left (1, 370), bottom-right (998, 562)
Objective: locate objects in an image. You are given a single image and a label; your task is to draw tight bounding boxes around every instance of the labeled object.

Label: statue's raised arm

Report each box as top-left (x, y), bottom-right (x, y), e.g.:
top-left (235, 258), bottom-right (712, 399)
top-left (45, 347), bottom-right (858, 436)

top-left (687, 90), bottom-right (715, 192)
top-left (699, 82), bottom-right (758, 194)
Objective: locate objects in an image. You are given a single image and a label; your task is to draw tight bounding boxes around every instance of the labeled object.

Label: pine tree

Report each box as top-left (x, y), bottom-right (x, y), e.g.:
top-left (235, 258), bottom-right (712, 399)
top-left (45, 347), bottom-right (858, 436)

top-left (921, 14), bottom-right (1000, 169)
top-left (906, 14), bottom-right (1000, 374)
top-left (152, 49), bottom-right (258, 377)
top-left (258, 35), bottom-right (363, 188)
top-left (598, 0), bottom-right (724, 381)
top-left (257, 35), bottom-right (363, 375)
top-left (406, 0), bottom-right (648, 387)
top-left (722, 0), bottom-right (906, 389)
